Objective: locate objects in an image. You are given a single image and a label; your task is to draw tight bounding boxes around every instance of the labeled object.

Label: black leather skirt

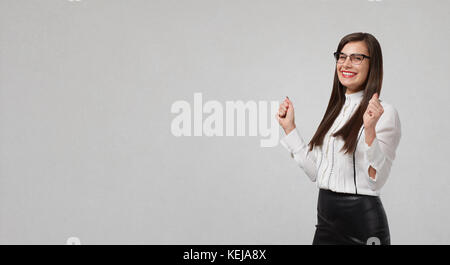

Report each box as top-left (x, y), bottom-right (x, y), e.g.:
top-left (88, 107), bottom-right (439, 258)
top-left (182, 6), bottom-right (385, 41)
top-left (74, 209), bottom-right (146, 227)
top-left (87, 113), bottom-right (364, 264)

top-left (312, 189), bottom-right (390, 245)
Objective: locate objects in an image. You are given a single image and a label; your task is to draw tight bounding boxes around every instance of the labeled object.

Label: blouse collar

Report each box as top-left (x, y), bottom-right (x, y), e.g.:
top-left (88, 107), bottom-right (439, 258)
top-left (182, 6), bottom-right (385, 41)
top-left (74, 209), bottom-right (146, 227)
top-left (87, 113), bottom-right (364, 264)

top-left (345, 89), bottom-right (364, 103)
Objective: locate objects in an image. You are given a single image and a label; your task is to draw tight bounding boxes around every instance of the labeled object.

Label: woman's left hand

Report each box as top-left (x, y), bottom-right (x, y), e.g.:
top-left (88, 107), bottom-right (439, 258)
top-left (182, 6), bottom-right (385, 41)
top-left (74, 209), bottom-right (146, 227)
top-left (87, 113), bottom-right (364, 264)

top-left (363, 93), bottom-right (384, 130)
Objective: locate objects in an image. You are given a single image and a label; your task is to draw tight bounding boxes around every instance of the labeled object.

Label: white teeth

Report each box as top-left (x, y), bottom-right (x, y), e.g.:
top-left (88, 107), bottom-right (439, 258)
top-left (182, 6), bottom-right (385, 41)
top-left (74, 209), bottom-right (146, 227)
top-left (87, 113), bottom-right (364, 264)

top-left (343, 72), bottom-right (356, 76)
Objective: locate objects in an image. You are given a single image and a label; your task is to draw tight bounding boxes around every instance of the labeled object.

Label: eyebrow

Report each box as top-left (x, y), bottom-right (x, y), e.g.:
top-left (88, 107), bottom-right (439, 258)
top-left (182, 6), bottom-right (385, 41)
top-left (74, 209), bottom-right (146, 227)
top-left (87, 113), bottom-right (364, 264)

top-left (339, 52), bottom-right (369, 56)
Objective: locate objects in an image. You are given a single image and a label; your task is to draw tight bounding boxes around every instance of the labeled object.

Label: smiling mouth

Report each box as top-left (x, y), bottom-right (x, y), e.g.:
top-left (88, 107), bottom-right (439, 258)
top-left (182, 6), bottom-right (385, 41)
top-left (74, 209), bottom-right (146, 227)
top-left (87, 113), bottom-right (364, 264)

top-left (341, 71), bottom-right (357, 78)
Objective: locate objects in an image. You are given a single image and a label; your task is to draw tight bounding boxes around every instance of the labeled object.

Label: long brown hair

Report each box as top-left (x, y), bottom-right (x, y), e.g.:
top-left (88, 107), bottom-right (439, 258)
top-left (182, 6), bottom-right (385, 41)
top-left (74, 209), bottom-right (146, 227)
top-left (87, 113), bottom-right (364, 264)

top-left (308, 32), bottom-right (383, 154)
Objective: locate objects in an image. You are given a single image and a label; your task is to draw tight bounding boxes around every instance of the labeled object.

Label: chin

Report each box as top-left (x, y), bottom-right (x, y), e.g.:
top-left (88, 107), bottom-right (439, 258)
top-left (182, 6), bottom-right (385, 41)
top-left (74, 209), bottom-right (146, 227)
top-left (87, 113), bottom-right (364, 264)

top-left (341, 81), bottom-right (361, 90)
top-left (340, 82), bottom-right (352, 88)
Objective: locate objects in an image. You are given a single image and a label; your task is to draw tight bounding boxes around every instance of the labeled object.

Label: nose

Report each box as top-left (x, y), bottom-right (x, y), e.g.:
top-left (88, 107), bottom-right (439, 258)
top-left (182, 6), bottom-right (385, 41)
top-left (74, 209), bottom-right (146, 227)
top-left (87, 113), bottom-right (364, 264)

top-left (342, 56), bottom-right (352, 68)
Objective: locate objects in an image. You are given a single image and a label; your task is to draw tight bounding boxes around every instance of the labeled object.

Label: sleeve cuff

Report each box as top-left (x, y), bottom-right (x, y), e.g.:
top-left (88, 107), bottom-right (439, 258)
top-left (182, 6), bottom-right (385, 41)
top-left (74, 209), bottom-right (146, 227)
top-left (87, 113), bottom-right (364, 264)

top-left (279, 128), bottom-right (307, 154)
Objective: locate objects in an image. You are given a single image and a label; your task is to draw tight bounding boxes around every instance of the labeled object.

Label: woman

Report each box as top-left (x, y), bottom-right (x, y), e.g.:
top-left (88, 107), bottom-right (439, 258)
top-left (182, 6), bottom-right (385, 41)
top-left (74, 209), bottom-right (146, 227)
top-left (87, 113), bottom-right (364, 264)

top-left (277, 32), bottom-right (401, 245)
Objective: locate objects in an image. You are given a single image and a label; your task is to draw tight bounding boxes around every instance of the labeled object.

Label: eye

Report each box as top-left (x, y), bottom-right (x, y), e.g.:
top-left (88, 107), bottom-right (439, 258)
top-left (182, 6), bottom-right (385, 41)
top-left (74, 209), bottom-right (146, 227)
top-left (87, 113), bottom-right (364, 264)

top-left (353, 55), bottom-right (363, 61)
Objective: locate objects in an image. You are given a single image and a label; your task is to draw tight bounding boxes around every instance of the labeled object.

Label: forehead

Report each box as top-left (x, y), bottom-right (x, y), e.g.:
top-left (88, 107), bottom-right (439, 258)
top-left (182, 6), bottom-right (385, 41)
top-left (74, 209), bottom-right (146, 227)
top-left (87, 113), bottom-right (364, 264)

top-left (341, 41), bottom-right (369, 55)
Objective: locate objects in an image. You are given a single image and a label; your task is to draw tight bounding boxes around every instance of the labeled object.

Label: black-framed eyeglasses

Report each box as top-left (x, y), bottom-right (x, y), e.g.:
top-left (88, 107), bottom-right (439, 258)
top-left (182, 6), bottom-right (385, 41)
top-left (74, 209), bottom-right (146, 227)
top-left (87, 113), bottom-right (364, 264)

top-left (333, 52), bottom-right (371, 65)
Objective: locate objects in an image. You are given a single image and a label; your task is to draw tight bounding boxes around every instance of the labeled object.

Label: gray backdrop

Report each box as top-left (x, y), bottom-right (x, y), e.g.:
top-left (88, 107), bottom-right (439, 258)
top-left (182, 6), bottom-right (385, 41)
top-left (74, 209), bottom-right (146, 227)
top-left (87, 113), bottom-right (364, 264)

top-left (1, 0), bottom-right (449, 244)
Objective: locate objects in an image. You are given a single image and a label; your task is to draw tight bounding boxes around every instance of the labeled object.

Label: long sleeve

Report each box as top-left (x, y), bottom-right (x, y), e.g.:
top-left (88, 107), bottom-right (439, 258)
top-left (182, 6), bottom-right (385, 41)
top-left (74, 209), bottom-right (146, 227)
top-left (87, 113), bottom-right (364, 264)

top-left (361, 104), bottom-right (402, 191)
top-left (279, 128), bottom-right (318, 182)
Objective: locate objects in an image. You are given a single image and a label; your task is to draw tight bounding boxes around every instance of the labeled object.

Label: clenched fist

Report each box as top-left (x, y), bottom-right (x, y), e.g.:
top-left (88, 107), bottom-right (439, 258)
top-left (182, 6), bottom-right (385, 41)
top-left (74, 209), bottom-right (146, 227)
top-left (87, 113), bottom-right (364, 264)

top-left (277, 96), bottom-right (296, 135)
top-left (363, 93), bottom-right (384, 131)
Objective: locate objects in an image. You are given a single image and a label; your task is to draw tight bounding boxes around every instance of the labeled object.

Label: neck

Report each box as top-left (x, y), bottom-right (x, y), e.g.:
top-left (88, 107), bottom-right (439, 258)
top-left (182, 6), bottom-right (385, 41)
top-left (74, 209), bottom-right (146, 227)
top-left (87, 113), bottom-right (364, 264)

top-left (345, 88), bottom-right (363, 94)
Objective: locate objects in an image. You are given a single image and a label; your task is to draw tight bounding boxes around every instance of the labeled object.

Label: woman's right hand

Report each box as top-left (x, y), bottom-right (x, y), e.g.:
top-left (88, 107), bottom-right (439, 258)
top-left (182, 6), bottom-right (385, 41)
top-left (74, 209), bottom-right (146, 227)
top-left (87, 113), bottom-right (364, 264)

top-left (277, 97), bottom-right (296, 135)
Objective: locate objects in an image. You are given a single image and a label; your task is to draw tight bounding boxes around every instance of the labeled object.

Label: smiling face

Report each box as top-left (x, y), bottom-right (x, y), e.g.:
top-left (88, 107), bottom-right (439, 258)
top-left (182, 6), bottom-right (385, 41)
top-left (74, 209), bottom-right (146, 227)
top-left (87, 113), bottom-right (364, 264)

top-left (336, 41), bottom-right (370, 94)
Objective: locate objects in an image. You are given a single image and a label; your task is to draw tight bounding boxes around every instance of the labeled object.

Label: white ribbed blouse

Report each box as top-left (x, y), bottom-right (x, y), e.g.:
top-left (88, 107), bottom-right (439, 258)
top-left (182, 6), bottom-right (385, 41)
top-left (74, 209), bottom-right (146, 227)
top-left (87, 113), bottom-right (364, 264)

top-left (280, 90), bottom-right (401, 196)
